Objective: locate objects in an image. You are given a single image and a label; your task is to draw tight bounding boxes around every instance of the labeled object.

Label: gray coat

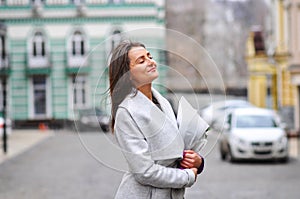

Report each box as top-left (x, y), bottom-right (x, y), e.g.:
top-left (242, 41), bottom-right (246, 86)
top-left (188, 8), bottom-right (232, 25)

top-left (114, 89), bottom-right (196, 199)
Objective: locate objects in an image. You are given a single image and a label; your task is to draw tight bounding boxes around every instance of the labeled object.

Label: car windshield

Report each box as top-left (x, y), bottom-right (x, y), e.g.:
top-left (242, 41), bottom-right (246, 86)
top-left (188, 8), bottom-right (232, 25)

top-left (236, 115), bottom-right (278, 128)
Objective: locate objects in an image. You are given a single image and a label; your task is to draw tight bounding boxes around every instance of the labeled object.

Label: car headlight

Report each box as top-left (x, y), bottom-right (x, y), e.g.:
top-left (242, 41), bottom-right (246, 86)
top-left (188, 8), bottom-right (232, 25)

top-left (277, 136), bottom-right (287, 145)
top-left (231, 135), bottom-right (247, 146)
top-left (238, 138), bottom-right (247, 145)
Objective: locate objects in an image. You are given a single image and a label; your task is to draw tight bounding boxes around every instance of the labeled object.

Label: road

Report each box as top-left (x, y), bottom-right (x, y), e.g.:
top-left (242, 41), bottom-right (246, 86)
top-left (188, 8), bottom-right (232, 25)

top-left (0, 130), bottom-right (299, 199)
top-left (186, 131), bottom-right (300, 199)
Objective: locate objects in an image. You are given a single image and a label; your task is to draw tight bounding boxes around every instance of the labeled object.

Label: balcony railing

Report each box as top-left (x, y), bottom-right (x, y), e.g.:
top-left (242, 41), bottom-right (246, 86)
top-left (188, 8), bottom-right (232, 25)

top-left (67, 55), bottom-right (89, 68)
top-left (28, 54), bottom-right (50, 68)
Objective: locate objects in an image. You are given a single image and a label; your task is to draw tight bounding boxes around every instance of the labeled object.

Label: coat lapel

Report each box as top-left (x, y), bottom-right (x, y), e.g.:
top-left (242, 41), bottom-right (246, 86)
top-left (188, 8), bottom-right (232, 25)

top-left (119, 88), bottom-right (184, 161)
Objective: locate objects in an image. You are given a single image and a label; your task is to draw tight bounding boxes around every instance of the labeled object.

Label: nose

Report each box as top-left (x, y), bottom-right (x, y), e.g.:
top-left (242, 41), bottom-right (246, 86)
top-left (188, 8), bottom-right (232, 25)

top-left (146, 57), bottom-right (156, 66)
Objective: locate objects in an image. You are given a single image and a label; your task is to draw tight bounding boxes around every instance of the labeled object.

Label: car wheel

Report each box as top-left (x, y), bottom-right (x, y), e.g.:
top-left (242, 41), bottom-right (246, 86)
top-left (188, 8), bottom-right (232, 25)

top-left (100, 125), bottom-right (110, 133)
top-left (220, 151), bottom-right (226, 160)
top-left (227, 145), bottom-right (236, 163)
top-left (219, 143), bottom-right (227, 160)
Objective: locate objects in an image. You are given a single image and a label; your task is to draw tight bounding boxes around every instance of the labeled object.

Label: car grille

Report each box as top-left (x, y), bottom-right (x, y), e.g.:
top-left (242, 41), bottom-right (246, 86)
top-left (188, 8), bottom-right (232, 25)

top-left (254, 150), bottom-right (272, 155)
top-left (251, 142), bottom-right (273, 155)
top-left (251, 142), bottom-right (273, 147)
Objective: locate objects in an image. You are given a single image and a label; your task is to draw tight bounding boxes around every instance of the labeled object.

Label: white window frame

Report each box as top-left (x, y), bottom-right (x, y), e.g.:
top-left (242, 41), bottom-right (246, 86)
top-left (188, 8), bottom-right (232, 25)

top-left (111, 29), bottom-right (122, 51)
top-left (67, 30), bottom-right (88, 67)
top-left (33, 32), bottom-right (45, 57)
top-left (72, 31), bottom-right (85, 56)
top-left (106, 28), bottom-right (123, 58)
top-left (28, 76), bottom-right (52, 119)
top-left (70, 75), bottom-right (89, 109)
top-left (28, 31), bottom-right (49, 68)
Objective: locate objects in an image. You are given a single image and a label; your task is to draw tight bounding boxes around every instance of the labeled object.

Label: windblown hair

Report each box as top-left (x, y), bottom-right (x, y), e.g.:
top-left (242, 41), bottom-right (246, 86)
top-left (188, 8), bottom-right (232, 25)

top-left (109, 41), bottom-right (145, 132)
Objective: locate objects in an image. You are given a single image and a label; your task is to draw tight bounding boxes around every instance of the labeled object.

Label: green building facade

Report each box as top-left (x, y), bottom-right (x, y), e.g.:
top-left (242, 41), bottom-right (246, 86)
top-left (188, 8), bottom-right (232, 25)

top-left (0, 0), bottom-right (166, 128)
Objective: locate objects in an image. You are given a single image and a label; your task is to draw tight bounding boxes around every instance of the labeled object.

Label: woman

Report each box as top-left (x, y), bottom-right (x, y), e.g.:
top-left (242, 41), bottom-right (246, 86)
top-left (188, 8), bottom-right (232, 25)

top-left (109, 41), bottom-right (204, 199)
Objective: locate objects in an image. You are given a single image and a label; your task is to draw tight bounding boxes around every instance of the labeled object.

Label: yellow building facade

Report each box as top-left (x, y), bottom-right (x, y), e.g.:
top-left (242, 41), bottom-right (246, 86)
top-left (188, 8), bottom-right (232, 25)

top-left (246, 0), bottom-right (295, 130)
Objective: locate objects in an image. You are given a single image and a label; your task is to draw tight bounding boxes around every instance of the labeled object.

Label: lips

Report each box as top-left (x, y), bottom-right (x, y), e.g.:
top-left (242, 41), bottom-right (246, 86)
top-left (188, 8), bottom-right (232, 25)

top-left (148, 66), bottom-right (157, 72)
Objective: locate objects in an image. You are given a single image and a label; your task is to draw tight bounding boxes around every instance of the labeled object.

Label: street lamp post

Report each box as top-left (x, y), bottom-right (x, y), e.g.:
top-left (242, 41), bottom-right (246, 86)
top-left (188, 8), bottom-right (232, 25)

top-left (1, 77), bottom-right (7, 154)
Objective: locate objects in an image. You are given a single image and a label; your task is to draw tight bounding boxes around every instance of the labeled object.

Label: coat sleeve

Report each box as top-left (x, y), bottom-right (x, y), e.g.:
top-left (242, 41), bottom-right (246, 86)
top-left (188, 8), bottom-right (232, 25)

top-left (114, 107), bottom-right (196, 189)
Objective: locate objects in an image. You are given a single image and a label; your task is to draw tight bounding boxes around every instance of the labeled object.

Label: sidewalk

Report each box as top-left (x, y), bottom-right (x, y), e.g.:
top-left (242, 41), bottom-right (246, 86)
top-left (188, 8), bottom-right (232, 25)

top-left (0, 129), bottom-right (54, 165)
top-left (289, 137), bottom-right (300, 159)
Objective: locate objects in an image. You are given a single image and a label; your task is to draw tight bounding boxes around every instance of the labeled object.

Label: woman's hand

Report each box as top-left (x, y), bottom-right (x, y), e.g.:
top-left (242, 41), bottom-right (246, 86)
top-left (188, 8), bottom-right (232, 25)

top-left (180, 150), bottom-right (202, 169)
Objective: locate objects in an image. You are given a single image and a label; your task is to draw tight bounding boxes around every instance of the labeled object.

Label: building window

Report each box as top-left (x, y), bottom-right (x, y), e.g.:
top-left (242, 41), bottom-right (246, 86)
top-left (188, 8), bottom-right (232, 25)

top-left (72, 75), bottom-right (87, 108)
top-left (106, 29), bottom-right (123, 64)
top-left (111, 30), bottom-right (121, 51)
top-left (253, 31), bottom-right (265, 54)
top-left (32, 76), bottom-right (47, 117)
top-left (72, 31), bottom-right (85, 56)
top-left (32, 32), bottom-right (46, 57)
top-left (68, 30), bottom-right (88, 67)
top-left (28, 30), bottom-right (49, 68)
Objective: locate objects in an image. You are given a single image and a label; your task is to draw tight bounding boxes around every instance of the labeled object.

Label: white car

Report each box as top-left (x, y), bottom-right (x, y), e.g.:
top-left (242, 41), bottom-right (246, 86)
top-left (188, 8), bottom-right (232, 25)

top-left (200, 99), bottom-right (253, 130)
top-left (0, 117), bottom-right (12, 137)
top-left (219, 107), bottom-right (288, 162)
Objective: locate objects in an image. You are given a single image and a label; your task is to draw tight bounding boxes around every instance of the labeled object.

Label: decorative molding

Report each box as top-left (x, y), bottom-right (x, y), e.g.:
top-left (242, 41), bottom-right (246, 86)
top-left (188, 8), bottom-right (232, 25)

top-left (32, 4), bottom-right (44, 17)
top-left (4, 15), bottom-right (159, 24)
top-left (76, 4), bottom-right (88, 17)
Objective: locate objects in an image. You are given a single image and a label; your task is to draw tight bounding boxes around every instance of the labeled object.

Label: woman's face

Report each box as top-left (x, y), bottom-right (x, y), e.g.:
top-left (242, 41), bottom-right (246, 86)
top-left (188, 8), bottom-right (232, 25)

top-left (128, 46), bottom-right (159, 87)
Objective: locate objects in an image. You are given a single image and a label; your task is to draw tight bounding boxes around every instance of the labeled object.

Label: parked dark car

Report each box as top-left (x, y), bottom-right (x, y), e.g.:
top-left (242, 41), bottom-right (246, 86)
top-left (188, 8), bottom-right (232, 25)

top-left (77, 108), bottom-right (110, 132)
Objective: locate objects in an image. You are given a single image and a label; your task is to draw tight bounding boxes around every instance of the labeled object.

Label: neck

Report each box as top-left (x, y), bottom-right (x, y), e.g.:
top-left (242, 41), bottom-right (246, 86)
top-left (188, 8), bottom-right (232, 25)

top-left (138, 84), bottom-right (152, 100)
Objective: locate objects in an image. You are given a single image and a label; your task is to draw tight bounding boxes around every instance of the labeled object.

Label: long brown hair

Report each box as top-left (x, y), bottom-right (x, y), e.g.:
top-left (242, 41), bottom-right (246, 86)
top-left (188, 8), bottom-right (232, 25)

top-left (109, 41), bottom-right (145, 131)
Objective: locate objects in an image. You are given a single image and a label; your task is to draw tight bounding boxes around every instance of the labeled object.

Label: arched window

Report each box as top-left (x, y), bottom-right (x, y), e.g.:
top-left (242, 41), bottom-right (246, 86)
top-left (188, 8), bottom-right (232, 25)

top-left (111, 30), bottom-right (121, 51)
top-left (72, 31), bottom-right (85, 56)
top-left (72, 75), bottom-right (87, 108)
top-left (68, 30), bottom-right (88, 67)
top-left (32, 31), bottom-right (46, 57)
top-left (28, 30), bottom-right (49, 68)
